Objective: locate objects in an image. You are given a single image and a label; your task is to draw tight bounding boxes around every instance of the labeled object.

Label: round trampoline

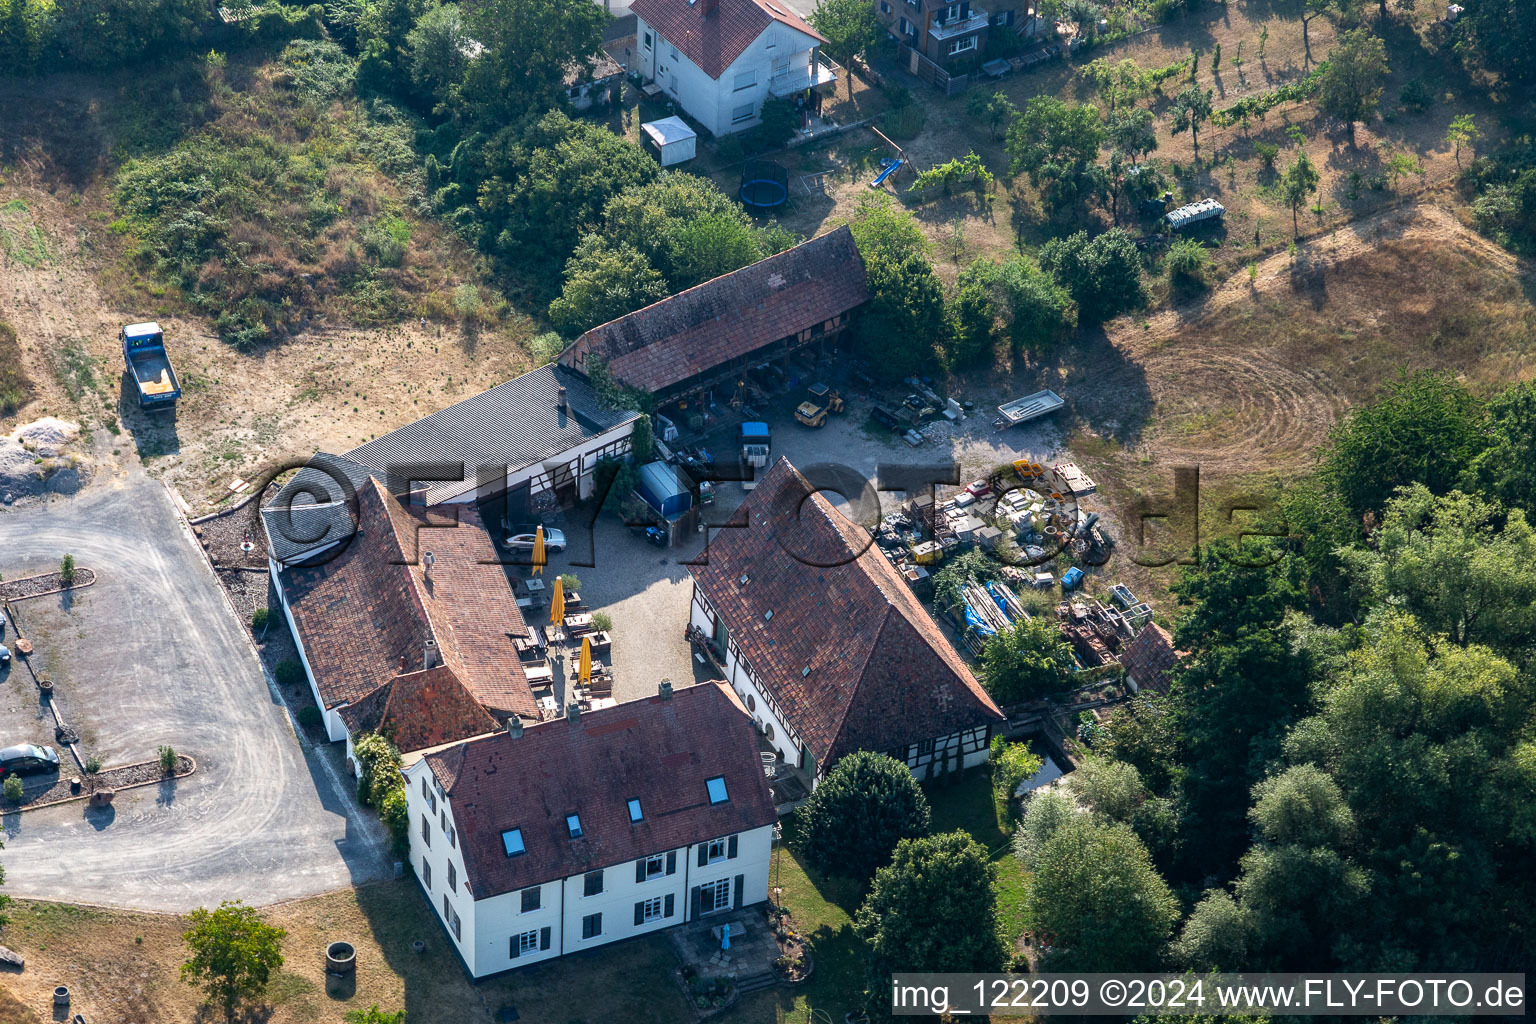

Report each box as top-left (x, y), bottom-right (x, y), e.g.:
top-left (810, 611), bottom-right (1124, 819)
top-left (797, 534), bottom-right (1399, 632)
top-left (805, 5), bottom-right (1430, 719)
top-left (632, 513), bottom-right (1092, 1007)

top-left (739, 159), bottom-right (789, 209)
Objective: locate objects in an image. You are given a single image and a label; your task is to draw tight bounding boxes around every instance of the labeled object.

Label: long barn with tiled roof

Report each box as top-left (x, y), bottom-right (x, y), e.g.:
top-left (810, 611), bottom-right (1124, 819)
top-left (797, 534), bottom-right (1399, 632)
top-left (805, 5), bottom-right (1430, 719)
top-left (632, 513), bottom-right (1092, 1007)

top-left (687, 456), bottom-right (1004, 784)
top-left (558, 227), bottom-right (868, 409)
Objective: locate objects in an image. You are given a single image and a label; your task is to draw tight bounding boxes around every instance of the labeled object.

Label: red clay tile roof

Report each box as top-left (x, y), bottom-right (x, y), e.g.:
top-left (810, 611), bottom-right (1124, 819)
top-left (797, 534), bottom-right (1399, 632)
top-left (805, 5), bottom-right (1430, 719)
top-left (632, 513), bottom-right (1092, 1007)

top-left (280, 479), bottom-right (536, 748)
top-left (631, 0), bottom-right (826, 80)
top-left (338, 666), bottom-right (500, 754)
top-left (425, 681), bottom-right (777, 899)
top-left (1118, 622), bottom-right (1182, 694)
top-left (560, 227), bottom-right (867, 396)
top-left (689, 458), bottom-right (1003, 768)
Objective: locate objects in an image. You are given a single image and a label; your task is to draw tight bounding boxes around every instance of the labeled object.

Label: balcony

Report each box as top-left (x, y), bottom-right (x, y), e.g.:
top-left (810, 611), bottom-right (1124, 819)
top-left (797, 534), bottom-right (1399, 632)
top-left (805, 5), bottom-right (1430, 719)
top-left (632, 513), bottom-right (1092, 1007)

top-left (766, 52), bottom-right (841, 96)
top-left (930, 9), bottom-right (990, 39)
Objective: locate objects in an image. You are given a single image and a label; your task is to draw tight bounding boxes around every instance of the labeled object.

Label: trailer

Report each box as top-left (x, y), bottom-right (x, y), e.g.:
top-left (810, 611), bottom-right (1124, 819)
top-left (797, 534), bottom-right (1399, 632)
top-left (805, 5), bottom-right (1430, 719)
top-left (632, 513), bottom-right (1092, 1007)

top-left (121, 322), bottom-right (180, 410)
top-left (994, 389), bottom-right (1064, 429)
top-left (1165, 197), bottom-right (1225, 230)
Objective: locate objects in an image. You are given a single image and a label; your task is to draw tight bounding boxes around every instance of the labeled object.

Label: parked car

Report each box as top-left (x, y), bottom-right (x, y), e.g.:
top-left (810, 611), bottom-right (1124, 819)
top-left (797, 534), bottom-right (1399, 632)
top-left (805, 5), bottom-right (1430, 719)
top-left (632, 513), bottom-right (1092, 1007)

top-left (0, 645), bottom-right (9, 666)
top-left (964, 479), bottom-right (992, 498)
top-left (0, 743), bottom-right (60, 776)
top-left (505, 528), bottom-right (566, 553)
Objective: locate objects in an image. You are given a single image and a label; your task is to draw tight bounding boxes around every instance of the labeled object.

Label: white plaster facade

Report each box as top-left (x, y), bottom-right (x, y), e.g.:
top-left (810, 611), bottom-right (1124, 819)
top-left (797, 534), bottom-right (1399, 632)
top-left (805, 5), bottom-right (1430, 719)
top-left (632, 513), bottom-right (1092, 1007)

top-left (402, 759), bottom-right (774, 978)
top-left (632, 13), bottom-right (829, 136)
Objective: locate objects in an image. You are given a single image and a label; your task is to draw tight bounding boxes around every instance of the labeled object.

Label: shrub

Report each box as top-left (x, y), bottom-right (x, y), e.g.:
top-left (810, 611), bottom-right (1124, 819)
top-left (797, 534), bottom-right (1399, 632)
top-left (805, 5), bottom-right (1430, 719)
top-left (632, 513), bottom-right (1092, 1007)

top-left (1164, 236), bottom-right (1214, 291)
top-left (880, 102), bottom-right (927, 140)
top-left (159, 745), bottom-right (178, 773)
top-left (3, 775), bottom-right (23, 803)
top-left (800, 751), bottom-right (931, 881)
top-left (362, 217), bottom-right (411, 268)
top-left (1399, 79), bottom-right (1433, 113)
top-left (250, 607), bottom-right (270, 631)
top-left (274, 660), bottom-right (304, 687)
top-left (379, 787), bottom-right (410, 858)
top-left (352, 732), bottom-right (403, 809)
top-left (59, 553), bottom-right (76, 585)
top-left (591, 611), bottom-right (613, 632)
top-left (1253, 141), bottom-right (1280, 168)
top-left (1039, 228), bottom-right (1145, 323)
top-left (526, 331), bottom-right (566, 364)
top-left (559, 573), bottom-right (582, 592)
top-left (990, 737), bottom-right (1045, 806)
top-left (85, 755), bottom-right (103, 774)
top-left (751, 98), bottom-right (801, 152)
top-left (297, 706), bottom-right (323, 728)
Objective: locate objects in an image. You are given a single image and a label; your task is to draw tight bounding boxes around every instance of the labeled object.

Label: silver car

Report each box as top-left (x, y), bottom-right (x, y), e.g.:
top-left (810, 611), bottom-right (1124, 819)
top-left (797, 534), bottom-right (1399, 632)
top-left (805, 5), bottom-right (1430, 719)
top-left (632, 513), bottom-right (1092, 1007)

top-left (505, 528), bottom-right (566, 553)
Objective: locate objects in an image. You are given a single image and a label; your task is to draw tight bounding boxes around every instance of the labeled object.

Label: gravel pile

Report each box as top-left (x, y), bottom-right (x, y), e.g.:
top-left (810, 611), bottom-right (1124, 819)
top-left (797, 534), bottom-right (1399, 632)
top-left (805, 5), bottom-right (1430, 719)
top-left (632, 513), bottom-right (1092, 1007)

top-left (0, 417), bottom-right (90, 504)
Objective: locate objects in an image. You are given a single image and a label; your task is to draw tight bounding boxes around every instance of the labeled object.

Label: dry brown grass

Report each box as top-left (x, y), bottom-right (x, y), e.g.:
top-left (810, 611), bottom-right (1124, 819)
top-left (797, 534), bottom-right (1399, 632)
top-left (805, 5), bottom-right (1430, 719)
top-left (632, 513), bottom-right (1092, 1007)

top-left (0, 881), bottom-right (695, 1024)
top-left (1055, 201), bottom-right (1536, 603)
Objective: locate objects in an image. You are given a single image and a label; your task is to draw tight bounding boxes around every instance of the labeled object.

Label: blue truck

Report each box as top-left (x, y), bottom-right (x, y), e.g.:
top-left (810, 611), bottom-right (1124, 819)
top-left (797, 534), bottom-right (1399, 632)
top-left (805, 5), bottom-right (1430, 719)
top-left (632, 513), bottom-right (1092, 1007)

top-left (121, 322), bottom-right (181, 410)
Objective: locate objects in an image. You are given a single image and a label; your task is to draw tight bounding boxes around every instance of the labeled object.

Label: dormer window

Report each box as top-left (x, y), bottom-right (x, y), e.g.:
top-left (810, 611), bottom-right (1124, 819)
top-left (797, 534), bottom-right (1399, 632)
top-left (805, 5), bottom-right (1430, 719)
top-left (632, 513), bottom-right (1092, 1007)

top-left (706, 776), bottom-right (729, 804)
top-left (567, 814), bottom-right (584, 839)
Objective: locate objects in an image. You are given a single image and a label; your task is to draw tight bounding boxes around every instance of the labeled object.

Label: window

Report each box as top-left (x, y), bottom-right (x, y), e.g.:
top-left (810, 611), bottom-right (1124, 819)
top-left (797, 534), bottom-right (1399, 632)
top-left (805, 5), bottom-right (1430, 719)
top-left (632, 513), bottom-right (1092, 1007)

top-left (443, 896), bottom-right (461, 941)
top-left (772, 55), bottom-right (790, 78)
top-left (421, 776), bottom-right (435, 813)
top-left (637, 896), bottom-right (664, 923)
top-left (992, 9), bottom-right (1014, 24)
top-left (567, 813), bottom-right (583, 839)
top-left (447, 862), bottom-right (457, 892)
top-left (627, 798), bottom-right (644, 822)
top-left (706, 777), bottom-right (729, 804)
top-left (646, 854), bottom-right (665, 879)
top-left (731, 103), bottom-right (755, 125)
top-left (501, 828), bottom-right (525, 857)
top-left (581, 912), bottom-right (603, 940)
top-left (880, 0), bottom-right (890, 11)
top-left (700, 877), bottom-right (732, 914)
top-left (521, 886), bottom-right (541, 913)
top-left (746, 693), bottom-right (756, 712)
top-left (643, 31), bottom-right (652, 49)
top-left (584, 869), bottom-right (604, 897)
top-left (422, 858), bottom-right (432, 890)
top-left (421, 815), bottom-right (431, 847)
top-left (448, 824), bottom-right (457, 849)
top-left (733, 70), bottom-right (756, 91)
top-left (948, 35), bottom-right (977, 54)
top-left (944, 2), bottom-right (962, 19)
top-left (707, 837), bottom-right (728, 863)
top-left (918, 737), bottom-right (936, 756)
top-left (512, 929), bottom-right (539, 957)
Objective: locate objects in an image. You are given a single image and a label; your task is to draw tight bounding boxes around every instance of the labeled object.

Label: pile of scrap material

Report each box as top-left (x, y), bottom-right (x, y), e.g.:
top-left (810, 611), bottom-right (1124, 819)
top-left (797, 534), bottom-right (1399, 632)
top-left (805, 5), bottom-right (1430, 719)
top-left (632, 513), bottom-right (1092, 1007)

top-left (953, 577), bottom-right (1031, 655)
top-left (1050, 462), bottom-right (1097, 496)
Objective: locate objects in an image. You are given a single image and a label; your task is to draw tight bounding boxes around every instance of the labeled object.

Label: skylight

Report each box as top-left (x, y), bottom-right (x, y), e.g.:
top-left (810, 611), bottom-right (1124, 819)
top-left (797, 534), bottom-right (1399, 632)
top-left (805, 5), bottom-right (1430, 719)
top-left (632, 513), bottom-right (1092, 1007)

top-left (706, 776), bottom-right (729, 804)
top-left (628, 798), bottom-right (644, 822)
top-left (501, 828), bottom-right (525, 857)
top-left (567, 814), bottom-right (583, 839)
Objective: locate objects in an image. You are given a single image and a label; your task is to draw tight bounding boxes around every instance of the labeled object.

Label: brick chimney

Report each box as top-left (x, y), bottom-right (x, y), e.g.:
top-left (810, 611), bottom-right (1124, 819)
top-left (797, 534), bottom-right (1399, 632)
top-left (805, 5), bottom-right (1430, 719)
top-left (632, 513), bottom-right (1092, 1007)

top-left (659, 679), bottom-right (674, 701)
top-left (566, 703), bottom-right (582, 723)
top-left (506, 717), bottom-right (524, 739)
top-left (424, 638), bottom-right (440, 670)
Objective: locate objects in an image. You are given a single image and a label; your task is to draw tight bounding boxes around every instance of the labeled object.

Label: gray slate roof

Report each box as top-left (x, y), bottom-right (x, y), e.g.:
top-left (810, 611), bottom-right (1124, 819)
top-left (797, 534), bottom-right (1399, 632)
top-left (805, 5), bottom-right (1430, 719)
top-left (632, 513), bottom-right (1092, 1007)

top-left (346, 364), bottom-right (635, 504)
top-left (261, 365), bottom-right (637, 562)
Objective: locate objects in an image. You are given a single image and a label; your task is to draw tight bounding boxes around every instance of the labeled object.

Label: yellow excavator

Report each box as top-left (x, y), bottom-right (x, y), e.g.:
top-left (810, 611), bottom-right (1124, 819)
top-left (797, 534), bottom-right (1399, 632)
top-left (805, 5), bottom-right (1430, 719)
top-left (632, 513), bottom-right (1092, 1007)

top-left (794, 382), bottom-right (845, 427)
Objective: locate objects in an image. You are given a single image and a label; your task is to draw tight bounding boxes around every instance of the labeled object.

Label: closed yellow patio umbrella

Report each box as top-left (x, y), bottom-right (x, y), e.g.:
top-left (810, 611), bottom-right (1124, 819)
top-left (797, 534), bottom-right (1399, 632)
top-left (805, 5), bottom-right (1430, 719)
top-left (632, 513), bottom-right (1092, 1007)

top-left (549, 575), bottom-right (565, 628)
top-left (531, 525), bottom-right (546, 575)
top-left (578, 636), bottom-right (592, 685)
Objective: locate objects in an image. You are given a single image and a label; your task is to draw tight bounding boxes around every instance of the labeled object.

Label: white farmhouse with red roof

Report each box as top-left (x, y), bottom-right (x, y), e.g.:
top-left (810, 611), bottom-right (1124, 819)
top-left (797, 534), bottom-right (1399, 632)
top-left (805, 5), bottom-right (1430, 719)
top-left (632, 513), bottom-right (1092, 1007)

top-left (631, 0), bottom-right (836, 137)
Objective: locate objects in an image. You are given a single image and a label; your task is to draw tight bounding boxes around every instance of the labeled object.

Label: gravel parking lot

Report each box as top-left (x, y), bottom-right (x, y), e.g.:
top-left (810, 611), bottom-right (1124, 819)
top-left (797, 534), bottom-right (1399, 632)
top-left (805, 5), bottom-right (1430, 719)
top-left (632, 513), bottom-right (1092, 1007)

top-left (0, 465), bottom-right (389, 911)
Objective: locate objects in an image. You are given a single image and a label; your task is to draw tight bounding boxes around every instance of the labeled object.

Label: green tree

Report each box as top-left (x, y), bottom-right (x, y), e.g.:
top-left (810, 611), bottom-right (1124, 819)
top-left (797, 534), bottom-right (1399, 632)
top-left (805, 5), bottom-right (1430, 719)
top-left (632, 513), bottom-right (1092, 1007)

top-left (1384, 148), bottom-right (1425, 192)
top-left (1027, 817), bottom-right (1179, 971)
top-left (1453, 0), bottom-right (1536, 87)
top-left (405, 2), bottom-right (471, 105)
top-left (1107, 106), bottom-right (1158, 165)
top-left (1342, 485), bottom-right (1536, 652)
top-left (1012, 789), bottom-right (1078, 869)
top-left (1322, 370), bottom-right (1487, 516)
top-left (1169, 84), bottom-right (1214, 161)
top-left (947, 260), bottom-right (1004, 368)
top-left (990, 737), bottom-right (1045, 805)
top-left (1317, 28), bottom-right (1389, 145)
top-left (845, 193), bottom-right (947, 378)
top-left (859, 831), bottom-right (1008, 1016)
top-left (1081, 57), bottom-right (1151, 111)
top-left (548, 236), bottom-right (669, 336)
top-left (980, 616), bottom-right (1076, 704)
top-left (968, 89), bottom-right (1018, 140)
top-left (356, 0), bottom-right (431, 93)
top-left (603, 173), bottom-right (790, 287)
top-left (181, 901), bottom-right (287, 1023)
top-left (0, 836), bottom-right (11, 928)
top-left (47, 0), bottom-right (208, 68)
top-left (1006, 96), bottom-right (1106, 215)
top-left (1064, 753), bottom-right (1179, 857)
top-left (59, 552), bottom-right (75, 585)
top-left (1465, 379), bottom-right (1536, 513)
top-left (800, 751), bottom-right (931, 881)
top-left (1299, 0), bottom-right (1339, 62)
top-left (1445, 114), bottom-right (1480, 168)
top-left (1281, 151), bottom-right (1320, 235)
top-left (810, 0), bottom-right (877, 98)
top-left (352, 732), bottom-right (404, 808)
top-left (460, 0), bottom-right (607, 123)
top-left (1039, 228), bottom-right (1145, 323)
top-left (1173, 890), bottom-right (1251, 970)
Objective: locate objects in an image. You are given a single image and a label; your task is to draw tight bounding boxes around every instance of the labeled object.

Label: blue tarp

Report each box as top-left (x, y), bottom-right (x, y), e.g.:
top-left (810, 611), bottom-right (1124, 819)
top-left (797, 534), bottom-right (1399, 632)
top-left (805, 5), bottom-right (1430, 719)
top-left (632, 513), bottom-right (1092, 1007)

top-left (985, 581), bottom-right (1013, 619)
top-left (964, 604), bottom-right (997, 636)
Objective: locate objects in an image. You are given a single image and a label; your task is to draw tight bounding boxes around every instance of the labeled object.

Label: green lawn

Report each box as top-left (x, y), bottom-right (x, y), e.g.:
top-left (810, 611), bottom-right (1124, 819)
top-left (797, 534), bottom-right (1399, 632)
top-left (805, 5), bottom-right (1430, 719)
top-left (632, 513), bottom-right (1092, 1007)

top-left (721, 767), bottom-right (1026, 1023)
